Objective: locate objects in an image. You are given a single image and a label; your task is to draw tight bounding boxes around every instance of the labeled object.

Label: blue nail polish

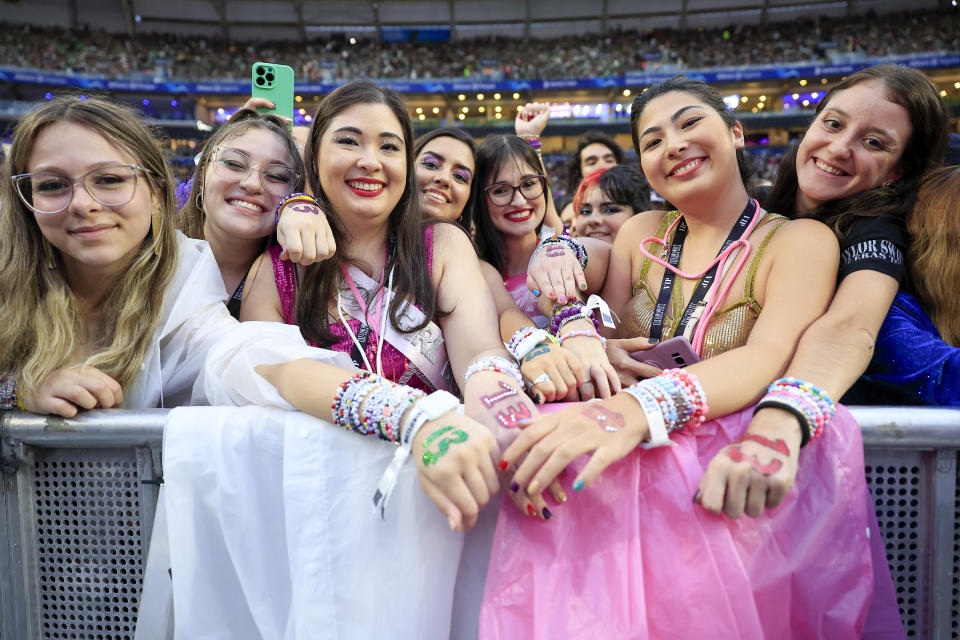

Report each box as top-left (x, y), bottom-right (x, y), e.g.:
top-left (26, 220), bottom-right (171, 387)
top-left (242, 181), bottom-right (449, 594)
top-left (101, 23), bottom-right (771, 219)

top-left (510, 482), bottom-right (519, 492)
top-left (532, 288), bottom-right (541, 297)
top-left (573, 479), bottom-right (584, 491)
top-left (648, 337), bottom-right (659, 344)
top-left (542, 507), bottom-right (553, 520)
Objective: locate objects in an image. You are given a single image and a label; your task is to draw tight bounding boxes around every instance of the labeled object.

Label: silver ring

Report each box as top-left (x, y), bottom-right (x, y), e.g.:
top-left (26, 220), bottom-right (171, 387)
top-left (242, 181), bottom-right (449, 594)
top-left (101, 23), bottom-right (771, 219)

top-left (531, 373), bottom-right (551, 386)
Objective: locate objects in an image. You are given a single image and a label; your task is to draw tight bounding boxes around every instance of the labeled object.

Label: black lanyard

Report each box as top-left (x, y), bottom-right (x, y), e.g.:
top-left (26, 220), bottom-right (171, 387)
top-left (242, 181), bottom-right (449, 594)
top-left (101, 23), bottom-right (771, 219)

top-left (649, 199), bottom-right (758, 341)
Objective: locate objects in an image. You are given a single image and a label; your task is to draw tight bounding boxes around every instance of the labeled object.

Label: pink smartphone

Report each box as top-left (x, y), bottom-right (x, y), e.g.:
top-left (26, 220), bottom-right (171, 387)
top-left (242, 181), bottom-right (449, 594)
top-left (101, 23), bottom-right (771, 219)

top-left (630, 336), bottom-right (701, 369)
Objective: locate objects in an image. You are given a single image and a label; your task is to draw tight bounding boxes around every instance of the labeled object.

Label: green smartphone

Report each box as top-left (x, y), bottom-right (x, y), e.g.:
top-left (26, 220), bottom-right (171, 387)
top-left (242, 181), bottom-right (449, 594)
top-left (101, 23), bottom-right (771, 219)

top-left (251, 61), bottom-right (295, 125)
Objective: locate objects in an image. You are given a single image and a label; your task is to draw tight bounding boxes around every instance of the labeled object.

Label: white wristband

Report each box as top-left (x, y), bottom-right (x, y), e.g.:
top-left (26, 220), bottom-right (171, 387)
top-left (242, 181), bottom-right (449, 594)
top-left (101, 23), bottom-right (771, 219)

top-left (373, 390), bottom-right (462, 517)
top-left (620, 386), bottom-right (670, 449)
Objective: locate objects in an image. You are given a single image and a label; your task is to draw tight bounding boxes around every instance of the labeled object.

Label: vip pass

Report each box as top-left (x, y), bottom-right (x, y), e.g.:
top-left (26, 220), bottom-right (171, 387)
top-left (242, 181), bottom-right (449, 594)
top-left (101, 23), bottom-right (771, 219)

top-left (755, 377), bottom-right (836, 447)
top-left (0, 375), bottom-right (23, 411)
top-left (507, 326), bottom-right (557, 362)
top-left (464, 355), bottom-right (524, 387)
top-left (274, 192), bottom-right (320, 224)
top-left (620, 368), bottom-right (709, 448)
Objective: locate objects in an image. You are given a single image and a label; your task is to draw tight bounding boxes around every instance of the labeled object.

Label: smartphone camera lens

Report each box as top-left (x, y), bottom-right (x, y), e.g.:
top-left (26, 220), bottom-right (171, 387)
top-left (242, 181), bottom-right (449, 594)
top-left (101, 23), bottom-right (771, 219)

top-left (255, 77), bottom-right (264, 86)
top-left (266, 73), bottom-right (275, 82)
top-left (255, 67), bottom-right (265, 75)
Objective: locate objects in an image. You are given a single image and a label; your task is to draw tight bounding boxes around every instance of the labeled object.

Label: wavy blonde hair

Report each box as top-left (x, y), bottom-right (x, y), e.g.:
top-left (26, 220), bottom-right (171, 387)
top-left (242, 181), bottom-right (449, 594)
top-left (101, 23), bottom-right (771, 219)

top-left (906, 165), bottom-right (960, 346)
top-left (0, 96), bottom-right (179, 394)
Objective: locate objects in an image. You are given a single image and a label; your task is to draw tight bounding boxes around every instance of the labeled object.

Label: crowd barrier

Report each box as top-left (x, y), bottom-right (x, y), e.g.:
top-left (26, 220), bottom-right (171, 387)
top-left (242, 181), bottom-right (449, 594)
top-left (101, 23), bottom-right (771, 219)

top-left (1, 406), bottom-right (958, 639)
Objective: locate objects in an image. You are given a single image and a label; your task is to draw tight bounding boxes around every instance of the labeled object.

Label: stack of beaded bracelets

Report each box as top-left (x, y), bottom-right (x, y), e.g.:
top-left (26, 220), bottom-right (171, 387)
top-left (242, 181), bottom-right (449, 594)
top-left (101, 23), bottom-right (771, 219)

top-left (535, 234), bottom-right (588, 269)
top-left (331, 372), bottom-right (426, 443)
top-left (551, 302), bottom-right (600, 334)
top-left (463, 355), bottom-right (524, 387)
top-left (755, 377), bottom-right (836, 447)
top-left (0, 375), bottom-right (22, 411)
top-left (507, 327), bottom-right (556, 362)
top-left (274, 192), bottom-right (321, 224)
top-left (620, 368), bottom-right (709, 448)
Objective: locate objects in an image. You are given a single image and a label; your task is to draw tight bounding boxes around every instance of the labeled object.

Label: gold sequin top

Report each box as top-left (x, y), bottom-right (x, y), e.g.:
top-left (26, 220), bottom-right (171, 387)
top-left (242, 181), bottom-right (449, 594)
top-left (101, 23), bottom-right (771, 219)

top-left (615, 210), bottom-right (788, 359)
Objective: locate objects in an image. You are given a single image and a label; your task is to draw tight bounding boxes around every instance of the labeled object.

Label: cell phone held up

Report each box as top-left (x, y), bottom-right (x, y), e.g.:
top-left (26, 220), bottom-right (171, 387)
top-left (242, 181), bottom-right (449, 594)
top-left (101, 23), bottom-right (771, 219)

top-left (251, 62), bottom-right (295, 125)
top-left (630, 336), bottom-right (701, 370)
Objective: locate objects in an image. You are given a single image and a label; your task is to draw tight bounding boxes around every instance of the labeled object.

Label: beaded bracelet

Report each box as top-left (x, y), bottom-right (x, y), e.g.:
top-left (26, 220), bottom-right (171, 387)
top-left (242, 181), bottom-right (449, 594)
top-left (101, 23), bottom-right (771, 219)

top-left (621, 385), bottom-right (668, 448)
top-left (464, 355), bottom-right (524, 387)
top-left (275, 192), bottom-right (321, 224)
top-left (536, 235), bottom-right (588, 269)
top-left (550, 303), bottom-right (600, 334)
top-left (559, 330), bottom-right (606, 350)
top-left (755, 377), bottom-right (836, 446)
top-left (620, 368), bottom-right (709, 438)
top-left (557, 312), bottom-right (600, 334)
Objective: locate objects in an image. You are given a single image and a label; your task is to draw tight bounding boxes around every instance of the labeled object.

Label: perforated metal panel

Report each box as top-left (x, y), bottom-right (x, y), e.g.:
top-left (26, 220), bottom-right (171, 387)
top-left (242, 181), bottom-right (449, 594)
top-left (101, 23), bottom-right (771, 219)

top-left (864, 451), bottom-right (926, 638)
top-left (30, 449), bottom-right (145, 639)
top-left (953, 461), bottom-right (960, 639)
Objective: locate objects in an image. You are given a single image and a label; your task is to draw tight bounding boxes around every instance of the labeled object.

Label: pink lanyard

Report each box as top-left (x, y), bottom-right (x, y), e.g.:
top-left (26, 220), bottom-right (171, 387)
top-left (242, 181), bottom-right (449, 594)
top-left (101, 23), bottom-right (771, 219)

top-left (340, 247), bottom-right (388, 334)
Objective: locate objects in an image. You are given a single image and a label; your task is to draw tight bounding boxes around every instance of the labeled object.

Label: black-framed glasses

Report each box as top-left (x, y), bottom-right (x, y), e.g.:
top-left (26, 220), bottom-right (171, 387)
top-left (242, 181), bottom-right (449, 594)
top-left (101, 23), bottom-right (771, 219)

top-left (11, 164), bottom-right (153, 215)
top-left (211, 146), bottom-right (299, 197)
top-left (484, 175), bottom-right (547, 206)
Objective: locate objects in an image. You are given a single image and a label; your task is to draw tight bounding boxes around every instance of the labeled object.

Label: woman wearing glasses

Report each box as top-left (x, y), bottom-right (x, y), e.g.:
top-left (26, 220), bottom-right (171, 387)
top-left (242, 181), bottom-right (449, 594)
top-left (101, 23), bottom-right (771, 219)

top-left (0, 97), bottom-right (243, 415)
top-left (473, 133), bottom-right (620, 399)
top-left (178, 109), bottom-right (335, 319)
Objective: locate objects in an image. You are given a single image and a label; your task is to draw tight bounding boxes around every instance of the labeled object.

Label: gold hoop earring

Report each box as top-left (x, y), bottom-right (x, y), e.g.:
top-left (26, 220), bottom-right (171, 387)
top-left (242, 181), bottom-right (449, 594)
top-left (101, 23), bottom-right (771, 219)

top-left (152, 210), bottom-right (163, 257)
top-left (42, 238), bottom-right (56, 269)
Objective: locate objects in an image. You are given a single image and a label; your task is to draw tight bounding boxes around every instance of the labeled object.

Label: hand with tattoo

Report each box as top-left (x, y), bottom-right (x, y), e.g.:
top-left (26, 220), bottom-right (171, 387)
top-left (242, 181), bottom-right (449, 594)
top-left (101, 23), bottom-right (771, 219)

top-left (519, 341), bottom-right (586, 403)
top-left (526, 242), bottom-right (587, 306)
top-left (276, 199), bottom-right (336, 265)
top-left (463, 371), bottom-right (567, 520)
top-left (500, 392), bottom-right (653, 503)
top-left (412, 410), bottom-right (501, 532)
top-left (695, 409), bottom-right (804, 519)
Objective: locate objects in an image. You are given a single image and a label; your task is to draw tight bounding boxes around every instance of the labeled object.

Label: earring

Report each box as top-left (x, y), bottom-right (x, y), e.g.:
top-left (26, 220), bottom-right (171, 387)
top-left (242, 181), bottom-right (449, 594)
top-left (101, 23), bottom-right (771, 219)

top-left (151, 210), bottom-right (163, 257)
top-left (42, 238), bottom-right (55, 269)
top-left (195, 191), bottom-right (203, 210)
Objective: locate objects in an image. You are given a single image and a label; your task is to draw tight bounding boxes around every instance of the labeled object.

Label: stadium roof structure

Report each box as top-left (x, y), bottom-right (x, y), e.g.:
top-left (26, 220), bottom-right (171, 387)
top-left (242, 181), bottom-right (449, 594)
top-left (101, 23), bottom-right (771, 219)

top-left (1, 0), bottom-right (941, 42)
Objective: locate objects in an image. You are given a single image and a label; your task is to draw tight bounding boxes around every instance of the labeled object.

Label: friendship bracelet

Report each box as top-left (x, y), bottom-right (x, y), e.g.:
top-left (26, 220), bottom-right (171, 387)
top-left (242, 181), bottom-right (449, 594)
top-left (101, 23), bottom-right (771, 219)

top-left (507, 327), bottom-right (554, 362)
top-left (620, 385), bottom-right (669, 448)
top-left (529, 234), bottom-right (588, 272)
top-left (559, 330), bottom-right (606, 350)
top-left (622, 368), bottom-right (709, 436)
top-left (758, 377), bottom-right (836, 446)
top-left (0, 375), bottom-right (19, 411)
top-left (274, 192), bottom-right (320, 224)
top-left (464, 355), bottom-right (524, 387)
top-left (520, 134), bottom-right (543, 150)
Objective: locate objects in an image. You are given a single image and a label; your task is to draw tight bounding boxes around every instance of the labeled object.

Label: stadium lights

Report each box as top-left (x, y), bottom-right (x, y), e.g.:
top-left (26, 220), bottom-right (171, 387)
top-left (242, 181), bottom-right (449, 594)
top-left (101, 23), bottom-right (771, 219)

top-left (741, 96), bottom-right (748, 103)
top-left (458, 94), bottom-right (466, 101)
top-left (416, 107), bottom-right (423, 113)
top-left (495, 113), bottom-right (502, 119)
top-left (432, 107), bottom-right (440, 114)
top-left (759, 95), bottom-right (766, 102)
top-left (494, 93), bottom-right (501, 100)
top-left (792, 93), bottom-right (799, 100)
top-left (512, 92), bottom-right (520, 100)
top-left (811, 92), bottom-right (819, 98)
top-left (799, 79), bottom-right (808, 86)
top-left (751, 107), bottom-right (758, 113)
top-left (458, 113), bottom-right (465, 120)
top-left (217, 107), bottom-right (225, 114)
top-left (418, 114), bottom-right (425, 120)
top-left (295, 95), bottom-right (302, 103)
top-left (802, 99), bottom-right (810, 106)
top-left (349, 37), bottom-right (357, 45)
top-left (941, 90), bottom-right (949, 97)
top-left (462, 106), bottom-right (468, 112)
top-left (955, 82), bottom-right (960, 89)
top-left (495, 105), bottom-right (502, 112)
top-left (298, 108), bottom-right (306, 115)
top-left (821, 78), bottom-right (828, 84)
top-left (477, 93), bottom-right (484, 100)
top-left (479, 106), bottom-right (486, 113)
top-left (622, 89), bottom-right (631, 96)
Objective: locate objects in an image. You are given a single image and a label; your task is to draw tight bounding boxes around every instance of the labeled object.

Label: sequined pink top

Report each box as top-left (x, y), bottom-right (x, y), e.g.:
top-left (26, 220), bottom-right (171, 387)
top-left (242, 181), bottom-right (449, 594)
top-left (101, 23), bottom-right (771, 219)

top-left (269, 225), bottom-right (438, 392)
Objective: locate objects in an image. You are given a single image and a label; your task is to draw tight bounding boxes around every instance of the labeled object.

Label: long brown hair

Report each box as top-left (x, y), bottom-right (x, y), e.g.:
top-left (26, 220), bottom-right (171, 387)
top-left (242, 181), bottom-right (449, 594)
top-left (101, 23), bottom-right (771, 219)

top-left (764, 65), bottom-right (949, 237)
top-left (906, 166), bottom-right (960, 346)
top-left (0, 96), bottom-right (179, 393)
top-left (297, 80), bottom-right (437, 345)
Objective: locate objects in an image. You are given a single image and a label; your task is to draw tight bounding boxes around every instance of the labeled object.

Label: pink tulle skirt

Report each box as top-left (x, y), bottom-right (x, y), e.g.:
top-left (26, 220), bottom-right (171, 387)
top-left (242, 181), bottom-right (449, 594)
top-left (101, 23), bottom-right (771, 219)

top-left (480, 404), bottom-right (897, 639)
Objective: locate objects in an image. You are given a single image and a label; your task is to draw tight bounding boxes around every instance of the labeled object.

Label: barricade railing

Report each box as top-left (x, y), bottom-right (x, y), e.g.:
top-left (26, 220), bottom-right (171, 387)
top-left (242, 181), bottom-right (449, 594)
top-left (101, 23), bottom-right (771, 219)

top-left (1, 406), bottom-right (958, 639)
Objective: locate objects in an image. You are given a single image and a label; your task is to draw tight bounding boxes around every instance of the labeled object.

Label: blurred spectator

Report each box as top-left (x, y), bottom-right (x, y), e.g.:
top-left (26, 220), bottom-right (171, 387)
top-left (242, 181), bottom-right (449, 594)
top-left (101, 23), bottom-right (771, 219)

top-left (1, 8), bottom-right (956, 82)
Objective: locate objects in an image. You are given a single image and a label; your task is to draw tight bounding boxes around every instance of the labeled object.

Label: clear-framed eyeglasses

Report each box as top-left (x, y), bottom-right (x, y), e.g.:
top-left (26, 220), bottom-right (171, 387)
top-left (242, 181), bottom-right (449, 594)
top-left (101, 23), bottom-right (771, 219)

top-left (11, 164), bottom-right (154, 215)
top-left (211, 146), bottom-right (299, 198)
top-left (484, 175), bottom-right (547, 206)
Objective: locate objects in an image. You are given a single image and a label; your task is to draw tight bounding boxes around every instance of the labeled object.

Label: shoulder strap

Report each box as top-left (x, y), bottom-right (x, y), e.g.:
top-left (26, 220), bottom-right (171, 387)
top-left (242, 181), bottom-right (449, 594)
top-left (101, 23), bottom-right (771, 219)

top-left (743, 213), bottom-right (789, 299)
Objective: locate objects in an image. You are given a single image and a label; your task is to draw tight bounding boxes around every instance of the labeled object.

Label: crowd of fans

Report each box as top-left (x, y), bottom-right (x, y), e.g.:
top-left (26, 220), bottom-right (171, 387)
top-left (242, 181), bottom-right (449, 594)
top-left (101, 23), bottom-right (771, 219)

top-left (1, 8), bottom-right (957, 82)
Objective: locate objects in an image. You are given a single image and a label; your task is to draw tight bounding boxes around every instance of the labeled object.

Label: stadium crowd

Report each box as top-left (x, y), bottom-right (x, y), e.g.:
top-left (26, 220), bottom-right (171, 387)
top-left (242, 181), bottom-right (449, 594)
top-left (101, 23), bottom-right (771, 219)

top-left (1, 8), bottom-right (957, 82)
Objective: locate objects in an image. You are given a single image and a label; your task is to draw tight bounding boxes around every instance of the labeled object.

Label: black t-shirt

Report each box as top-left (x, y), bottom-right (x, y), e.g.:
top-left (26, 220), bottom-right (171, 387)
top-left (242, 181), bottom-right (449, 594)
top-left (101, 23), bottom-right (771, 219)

top-left (837, 214), bottom-right (907, 283)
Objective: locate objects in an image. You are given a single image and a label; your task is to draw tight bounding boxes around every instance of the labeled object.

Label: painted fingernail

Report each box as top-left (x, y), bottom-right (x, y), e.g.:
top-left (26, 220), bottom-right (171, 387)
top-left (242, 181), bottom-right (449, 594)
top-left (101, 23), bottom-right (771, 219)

top-left (573, 479), bottom-right (585, 491)
top-left (532, 288), bottom-right (541, 297)
top-left (557, 491), bottom-right (568, 503)
top-left (648, 337), bottom-right (659, 344)
top-left (510, 482), bottom-right (519, 492)
top-left (498, 459), bottom-right (509, 471)
top-left (528, 481), bottom-right (540, 495)
top-left (542, 507), bottom-right (553, 520)
top-left (547, 291), bottom-right (556, 299)
top-left (579, 282), bottom-right (588, 290)
top-left (558, 296), bottom-right (567, 304)
top-left (692, 489), bottom-right (702, 504)
top-left (526, 503), bottom-right (536, 516)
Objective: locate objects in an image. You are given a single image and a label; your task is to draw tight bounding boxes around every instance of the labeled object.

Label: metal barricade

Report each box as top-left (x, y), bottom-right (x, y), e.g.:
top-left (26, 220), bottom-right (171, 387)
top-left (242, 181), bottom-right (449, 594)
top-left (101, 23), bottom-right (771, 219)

top-left (1, 406), bottom-right (959, 639)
